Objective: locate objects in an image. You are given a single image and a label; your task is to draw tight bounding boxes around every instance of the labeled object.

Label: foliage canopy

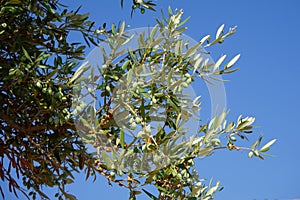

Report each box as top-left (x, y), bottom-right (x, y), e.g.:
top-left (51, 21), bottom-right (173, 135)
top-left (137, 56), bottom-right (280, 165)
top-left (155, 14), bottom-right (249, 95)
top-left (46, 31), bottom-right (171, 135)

top-left (0, 0), bottom-right (275, 199)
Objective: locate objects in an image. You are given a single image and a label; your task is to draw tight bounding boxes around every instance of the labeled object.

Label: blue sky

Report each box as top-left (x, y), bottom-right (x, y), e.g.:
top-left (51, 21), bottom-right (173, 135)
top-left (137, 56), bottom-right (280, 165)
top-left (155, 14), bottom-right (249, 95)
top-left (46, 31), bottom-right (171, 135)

top-left (2, 1), bottom-right (300, 200)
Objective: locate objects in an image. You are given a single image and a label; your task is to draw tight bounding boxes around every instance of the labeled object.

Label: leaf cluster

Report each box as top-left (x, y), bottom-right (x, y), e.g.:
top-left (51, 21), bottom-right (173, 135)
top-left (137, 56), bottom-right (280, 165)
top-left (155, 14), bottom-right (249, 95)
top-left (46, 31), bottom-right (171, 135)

top-left (0, 0), bottom-right (103, 199)
top-left (71, 7), bottom-right (276, 200)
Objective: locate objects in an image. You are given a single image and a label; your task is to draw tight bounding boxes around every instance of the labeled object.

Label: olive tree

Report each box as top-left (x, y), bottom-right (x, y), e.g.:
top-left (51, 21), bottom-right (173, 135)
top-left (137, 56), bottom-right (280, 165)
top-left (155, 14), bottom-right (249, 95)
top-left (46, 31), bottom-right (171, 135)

top-left (71, 6), bottom-right (276, 199)
top-left (0, 0), bottom-right (102, 199)
top-left (0, 0), bottom-right (275, 200)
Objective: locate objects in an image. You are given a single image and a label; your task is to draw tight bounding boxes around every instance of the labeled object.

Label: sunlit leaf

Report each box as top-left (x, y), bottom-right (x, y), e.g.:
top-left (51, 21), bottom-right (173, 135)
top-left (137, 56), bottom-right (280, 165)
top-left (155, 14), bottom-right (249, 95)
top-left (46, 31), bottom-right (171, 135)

top-left (225, 54), bottom-right (241, 69)
top-left (216, 24), bottom-right (225, 39)
top-left (260, 139), bottom-right (276, 152)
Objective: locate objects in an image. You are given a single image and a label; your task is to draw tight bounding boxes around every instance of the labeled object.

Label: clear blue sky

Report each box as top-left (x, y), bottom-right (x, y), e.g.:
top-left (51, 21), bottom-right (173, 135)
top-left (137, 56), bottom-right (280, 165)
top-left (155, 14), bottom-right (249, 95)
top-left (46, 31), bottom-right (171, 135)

top-left (3, 1), bottom-right (300, 200)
